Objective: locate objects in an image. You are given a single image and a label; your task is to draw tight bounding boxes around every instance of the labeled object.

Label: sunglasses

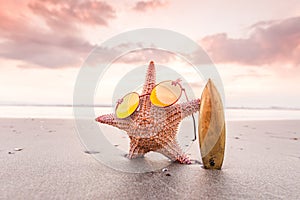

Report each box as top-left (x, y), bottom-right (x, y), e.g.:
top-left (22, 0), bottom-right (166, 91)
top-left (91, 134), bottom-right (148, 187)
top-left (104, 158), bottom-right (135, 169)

top-left (115, 79), bottom-right (197, 141)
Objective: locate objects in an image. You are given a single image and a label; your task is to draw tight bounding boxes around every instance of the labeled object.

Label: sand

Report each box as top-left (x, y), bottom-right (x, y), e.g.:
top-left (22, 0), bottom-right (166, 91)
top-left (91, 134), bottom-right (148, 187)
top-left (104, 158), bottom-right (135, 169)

top-left (0, 118), bottom-right (299, 199)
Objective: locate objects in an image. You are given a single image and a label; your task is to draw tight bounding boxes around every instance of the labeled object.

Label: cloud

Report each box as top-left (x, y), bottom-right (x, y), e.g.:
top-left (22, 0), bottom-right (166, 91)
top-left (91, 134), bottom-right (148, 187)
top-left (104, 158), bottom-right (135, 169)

top-left (201, 16), bottom-right (300, 66)
top-left (133, 0), bottom-right (167, 11)
top-left (82, 43), bottom-right (177, 67)
top-left (28, 0), bottom-right (116, 31)
top-left (0, 0), bottom-right (116, 68)
top-left (0, 36), bottom-right (93, 68)
top-left (116, 48), bottom-right (176, 64)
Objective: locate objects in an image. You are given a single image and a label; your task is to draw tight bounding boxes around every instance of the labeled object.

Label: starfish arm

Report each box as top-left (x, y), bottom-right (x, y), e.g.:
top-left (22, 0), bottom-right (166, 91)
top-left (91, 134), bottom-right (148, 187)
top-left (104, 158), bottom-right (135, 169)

top-left (95, 113), bottom-right (130, 131)
top-left (178, 98), bottom-right (201, 119)
top-left (127, 137), bottom-right (147, 159)
top-left (139, 61), bottom-right (156, 114)
top-left (156, 138), bottom-right (191, 164)
top-left (142, 61), bottom-right (156, 94)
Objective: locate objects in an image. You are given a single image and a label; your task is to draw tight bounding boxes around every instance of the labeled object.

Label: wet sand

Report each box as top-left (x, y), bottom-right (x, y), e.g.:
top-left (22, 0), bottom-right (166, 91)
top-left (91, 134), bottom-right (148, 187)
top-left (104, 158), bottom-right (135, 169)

top-left (0, 118), bottom-right (299, 199)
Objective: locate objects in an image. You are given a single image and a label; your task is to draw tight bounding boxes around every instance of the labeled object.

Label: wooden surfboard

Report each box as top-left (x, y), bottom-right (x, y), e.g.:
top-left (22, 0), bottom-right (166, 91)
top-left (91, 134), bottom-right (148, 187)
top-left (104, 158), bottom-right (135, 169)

top-left (198, 79), bottom-right (226, 169)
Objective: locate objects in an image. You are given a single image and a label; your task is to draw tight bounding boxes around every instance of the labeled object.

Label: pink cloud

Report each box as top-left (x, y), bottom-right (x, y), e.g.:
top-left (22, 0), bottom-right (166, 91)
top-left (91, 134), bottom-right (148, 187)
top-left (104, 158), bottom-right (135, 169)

top-left (133, 0), bottom-right (167, 11)
top-left (111, 48), bottom-right (176, 64)
top-left (28, 0), bottom-right (115, 28)
top-left (201, 16), bottom-right (300, 66)
top-left (0, 0), bottom-right (116, 68)
top-left (77, 43), bottom-right (177, 67)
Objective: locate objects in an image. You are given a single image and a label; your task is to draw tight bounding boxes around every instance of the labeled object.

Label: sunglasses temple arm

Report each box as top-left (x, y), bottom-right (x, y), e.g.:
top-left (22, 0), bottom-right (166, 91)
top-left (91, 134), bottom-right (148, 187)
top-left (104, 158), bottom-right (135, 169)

top-left (182, 89), bottom-right (197, 141)
top-left (191, 114), bottom-right (197, 141)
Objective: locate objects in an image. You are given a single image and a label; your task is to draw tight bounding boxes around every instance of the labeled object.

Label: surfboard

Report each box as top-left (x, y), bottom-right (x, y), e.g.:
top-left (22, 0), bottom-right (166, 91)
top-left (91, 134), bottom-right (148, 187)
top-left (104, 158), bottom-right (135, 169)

top-left (198, 79), bottom-right (226, 169)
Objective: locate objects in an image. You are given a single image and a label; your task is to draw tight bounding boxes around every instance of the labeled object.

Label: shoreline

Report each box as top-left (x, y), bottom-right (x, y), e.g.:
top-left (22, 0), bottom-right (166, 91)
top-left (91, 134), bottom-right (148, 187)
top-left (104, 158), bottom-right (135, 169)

top-left (1, 105), bottom-right (300, 121)
top-left (2, 117), bottom-right (300, 122)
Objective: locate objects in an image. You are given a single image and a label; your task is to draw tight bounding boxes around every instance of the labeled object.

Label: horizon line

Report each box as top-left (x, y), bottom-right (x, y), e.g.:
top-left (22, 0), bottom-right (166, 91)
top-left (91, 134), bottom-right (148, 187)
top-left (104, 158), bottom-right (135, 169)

top-left (0, 103), bottom-right (300, 110)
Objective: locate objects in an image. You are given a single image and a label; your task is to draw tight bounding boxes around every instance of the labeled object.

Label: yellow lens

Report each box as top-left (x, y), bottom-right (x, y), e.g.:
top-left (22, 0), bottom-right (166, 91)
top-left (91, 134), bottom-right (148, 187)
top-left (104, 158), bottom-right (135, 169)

top-left (116, 92), bottom-right (140, 119)
top-left (150, 80), bottom-right (182, 107)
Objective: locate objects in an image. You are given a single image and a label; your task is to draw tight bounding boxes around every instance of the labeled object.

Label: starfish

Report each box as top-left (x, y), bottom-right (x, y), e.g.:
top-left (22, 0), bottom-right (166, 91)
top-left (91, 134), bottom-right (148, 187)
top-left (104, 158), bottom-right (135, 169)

top-left (96, 61), bottom-right (200, 164)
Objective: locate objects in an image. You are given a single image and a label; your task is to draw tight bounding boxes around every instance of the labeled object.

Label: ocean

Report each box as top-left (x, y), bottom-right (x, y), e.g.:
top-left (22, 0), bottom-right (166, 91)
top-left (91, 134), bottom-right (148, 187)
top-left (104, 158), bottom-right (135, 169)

top-left (0, 105), bottom-right (300, 120)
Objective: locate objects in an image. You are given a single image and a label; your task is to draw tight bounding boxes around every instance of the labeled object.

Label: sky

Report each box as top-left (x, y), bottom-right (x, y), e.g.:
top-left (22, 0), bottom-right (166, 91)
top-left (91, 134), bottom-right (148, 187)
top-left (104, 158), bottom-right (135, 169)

top-left (0, 0), bottom-right (299, 108)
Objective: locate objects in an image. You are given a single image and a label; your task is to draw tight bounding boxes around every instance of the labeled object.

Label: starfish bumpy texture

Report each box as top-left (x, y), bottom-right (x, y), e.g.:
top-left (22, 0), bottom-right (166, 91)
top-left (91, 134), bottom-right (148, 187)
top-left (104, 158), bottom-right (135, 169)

top-left (96, 61), bottom-right (200, 164)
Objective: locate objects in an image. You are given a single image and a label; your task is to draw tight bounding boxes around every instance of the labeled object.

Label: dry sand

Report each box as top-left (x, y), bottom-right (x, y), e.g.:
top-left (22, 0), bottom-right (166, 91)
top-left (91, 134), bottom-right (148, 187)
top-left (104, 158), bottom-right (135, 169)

top-left (0, 118), bottom-right (299, 199)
